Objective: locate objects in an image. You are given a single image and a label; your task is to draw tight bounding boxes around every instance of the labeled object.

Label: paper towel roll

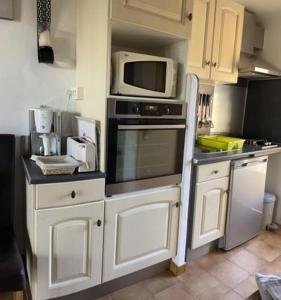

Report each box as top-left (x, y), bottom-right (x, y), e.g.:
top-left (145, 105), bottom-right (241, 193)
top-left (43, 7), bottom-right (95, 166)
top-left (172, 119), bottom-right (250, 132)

top-left (39, 30), bottom-right (52, 47)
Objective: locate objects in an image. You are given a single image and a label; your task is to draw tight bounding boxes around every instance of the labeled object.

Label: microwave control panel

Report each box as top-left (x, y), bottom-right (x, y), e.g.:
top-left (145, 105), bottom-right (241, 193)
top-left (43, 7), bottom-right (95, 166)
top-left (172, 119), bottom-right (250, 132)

top-left (115, 101), bottom-right (184, 117)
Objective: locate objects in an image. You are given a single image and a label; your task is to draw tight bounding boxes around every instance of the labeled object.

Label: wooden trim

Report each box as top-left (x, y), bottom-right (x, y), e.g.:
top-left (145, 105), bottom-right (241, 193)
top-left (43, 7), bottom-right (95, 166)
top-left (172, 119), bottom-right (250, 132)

top-left (123, 0), bottom-right (184, 22)
top-left (13, 291), bottom-right (24, 300)
top-left (169, 260), bottom-right (186, 276)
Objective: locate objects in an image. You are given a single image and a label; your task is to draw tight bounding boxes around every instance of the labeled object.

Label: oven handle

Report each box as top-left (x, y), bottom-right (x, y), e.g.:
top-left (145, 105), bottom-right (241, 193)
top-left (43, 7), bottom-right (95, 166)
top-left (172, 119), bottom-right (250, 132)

top-left (117, 124), bottom-right (186, 130)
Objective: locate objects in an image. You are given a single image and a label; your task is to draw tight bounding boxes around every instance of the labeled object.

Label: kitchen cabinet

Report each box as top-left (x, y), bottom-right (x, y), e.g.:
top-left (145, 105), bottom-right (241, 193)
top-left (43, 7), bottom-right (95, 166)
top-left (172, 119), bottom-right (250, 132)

top-left (187, 0), bottom-right (216, 79)
top-left (191, 161), bottom-right (230, 249)
top-left (26, 179), bottom-right (105, 300)
top-left (103, 187), bottom-right (180, 282)
top-left (211, 0), bottom-right (245, 82)
top-left (111, 0), bottom-right (194, 39)
top-left (188, 0), bottom-right (244, 83)
top-left (36, 202), bottom-right (104, 300)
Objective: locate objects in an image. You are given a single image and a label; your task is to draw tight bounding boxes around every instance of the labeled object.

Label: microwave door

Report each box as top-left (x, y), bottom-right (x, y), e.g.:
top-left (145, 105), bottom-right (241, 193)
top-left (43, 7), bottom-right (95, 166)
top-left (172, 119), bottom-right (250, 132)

top-left (118, 61), bottom-right (176, 98)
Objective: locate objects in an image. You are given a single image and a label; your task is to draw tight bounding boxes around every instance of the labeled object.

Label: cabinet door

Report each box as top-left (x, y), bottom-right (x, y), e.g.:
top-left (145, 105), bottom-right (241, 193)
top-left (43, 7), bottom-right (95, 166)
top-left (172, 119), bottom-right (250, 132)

top-left (36, 201), bottom-right (104, 300)
top-left (187, 0), bottom-right (216, 79)
top-left (192, 177), bottom-right (229, 249)
top-left (210, 0), bottom-right (244, 83)
top-left (111, 0), bottom-right (193, 39)
top-left (103, 187), bottom-right (180, 282)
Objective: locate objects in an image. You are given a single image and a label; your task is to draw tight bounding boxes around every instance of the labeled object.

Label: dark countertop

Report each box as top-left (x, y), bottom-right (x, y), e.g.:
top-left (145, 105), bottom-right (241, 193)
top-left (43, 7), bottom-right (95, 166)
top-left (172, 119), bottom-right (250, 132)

top-left (22, 157), bottom-right (105, 185)
top-left (193, 145), bottom-right (281, 165)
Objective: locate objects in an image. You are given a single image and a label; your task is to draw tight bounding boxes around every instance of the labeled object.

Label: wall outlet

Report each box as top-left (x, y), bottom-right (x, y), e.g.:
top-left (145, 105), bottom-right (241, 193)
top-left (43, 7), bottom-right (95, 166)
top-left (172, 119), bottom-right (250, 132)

top-left (69, 87), bottom-right (84, 100)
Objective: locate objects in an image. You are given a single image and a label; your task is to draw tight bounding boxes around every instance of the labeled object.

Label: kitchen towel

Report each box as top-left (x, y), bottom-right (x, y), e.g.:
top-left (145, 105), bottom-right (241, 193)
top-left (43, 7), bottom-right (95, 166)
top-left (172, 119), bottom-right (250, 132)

top-left (256, 273), bottom-right (281, 300)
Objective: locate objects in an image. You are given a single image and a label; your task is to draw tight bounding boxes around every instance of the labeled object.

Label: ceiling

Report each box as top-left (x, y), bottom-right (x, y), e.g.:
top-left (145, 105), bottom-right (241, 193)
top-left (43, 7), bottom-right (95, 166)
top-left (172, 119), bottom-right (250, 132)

top-left (236, 0), bottom-right (281, 24)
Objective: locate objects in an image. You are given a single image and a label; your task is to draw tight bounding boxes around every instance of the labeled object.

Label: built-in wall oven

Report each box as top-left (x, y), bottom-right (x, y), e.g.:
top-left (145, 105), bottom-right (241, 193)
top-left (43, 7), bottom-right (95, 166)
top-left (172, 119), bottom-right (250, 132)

top-left (106, 98), bottom-right (187, 196)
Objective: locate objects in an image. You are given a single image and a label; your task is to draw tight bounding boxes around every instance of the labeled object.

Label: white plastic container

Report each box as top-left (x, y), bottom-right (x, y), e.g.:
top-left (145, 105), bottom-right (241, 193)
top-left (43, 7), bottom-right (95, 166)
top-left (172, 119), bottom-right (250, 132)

top-left (33, 106), bottom-right (53, 133)
top-left (36, 155), bottom-right (80, 175)
top-left (263, 192), bottom-right (277, 228)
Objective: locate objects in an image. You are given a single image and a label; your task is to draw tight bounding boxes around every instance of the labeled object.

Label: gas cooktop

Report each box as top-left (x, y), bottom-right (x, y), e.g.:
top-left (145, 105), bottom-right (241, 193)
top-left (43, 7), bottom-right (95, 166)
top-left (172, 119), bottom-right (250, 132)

top-left (245, 139), bottom-right (279, 150)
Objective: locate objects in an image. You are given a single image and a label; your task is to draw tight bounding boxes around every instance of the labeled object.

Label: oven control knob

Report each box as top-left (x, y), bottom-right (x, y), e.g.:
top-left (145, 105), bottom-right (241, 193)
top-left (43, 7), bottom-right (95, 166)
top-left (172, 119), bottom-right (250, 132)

top-left (133, 105), bottom-right (140, 114)
top-left (165, 107), bottom-right (171, 115)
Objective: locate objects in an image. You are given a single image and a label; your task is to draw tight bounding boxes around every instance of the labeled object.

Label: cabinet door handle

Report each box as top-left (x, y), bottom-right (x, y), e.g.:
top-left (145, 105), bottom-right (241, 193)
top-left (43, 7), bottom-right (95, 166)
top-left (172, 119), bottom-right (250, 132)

top-left (224, 190), bottom-right (229, 195)
top-left (71, 191), bottom-right (76, 198)
top-left (96, 220), bottom-right (102, 227)
top-left (205, 60), bottom-right (211, 66)
top-left (186, 13), bottom-right (193, 21)
top-left (173, 202), bottom-right (180, 208)
top-left (212, 62), bottom-right (217, 68)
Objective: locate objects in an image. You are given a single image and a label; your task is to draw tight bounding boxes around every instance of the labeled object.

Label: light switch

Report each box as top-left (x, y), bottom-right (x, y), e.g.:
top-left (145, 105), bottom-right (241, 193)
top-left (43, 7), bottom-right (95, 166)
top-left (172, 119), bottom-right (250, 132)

top-left (69, 87), bottom-right (84, 101)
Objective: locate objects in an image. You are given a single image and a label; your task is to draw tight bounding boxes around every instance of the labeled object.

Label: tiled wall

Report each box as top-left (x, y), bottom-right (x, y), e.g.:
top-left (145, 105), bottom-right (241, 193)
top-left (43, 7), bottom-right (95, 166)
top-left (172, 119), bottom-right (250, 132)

top-left (211, 79), bottom-right (248, 137)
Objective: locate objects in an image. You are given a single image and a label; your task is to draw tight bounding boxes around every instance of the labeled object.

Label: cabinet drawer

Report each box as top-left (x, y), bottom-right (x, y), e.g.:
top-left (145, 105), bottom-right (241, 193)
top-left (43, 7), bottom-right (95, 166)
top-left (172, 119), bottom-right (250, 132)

top-left (35, 179), bottom-right (105, 209)
top-left (197, 161), bottom-right (230, 182)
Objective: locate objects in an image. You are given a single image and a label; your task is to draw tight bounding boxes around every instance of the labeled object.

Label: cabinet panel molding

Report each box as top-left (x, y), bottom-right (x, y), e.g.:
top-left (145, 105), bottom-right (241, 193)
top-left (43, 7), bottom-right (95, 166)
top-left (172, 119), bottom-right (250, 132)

top-left (116, 202), bottom-right (170, 264)
top-left (50, 219), bottom-right (91, 285)
top-left (216, 8), bottom-right (239, 73)
top-left (123, 0), bottom-right (185, 22)
top-left (192, 177), bottom-right (229, 249)
top-left (201, 189), bottom-right (223, 235)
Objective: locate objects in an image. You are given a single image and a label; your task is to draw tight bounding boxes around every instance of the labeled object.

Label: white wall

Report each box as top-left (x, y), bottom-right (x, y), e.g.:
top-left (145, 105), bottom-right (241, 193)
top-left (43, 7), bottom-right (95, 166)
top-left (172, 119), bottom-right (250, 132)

top-left (0, 0), bottom-right (76, 251)
top-left (260, 16), bottom-right (281, 204)
top-left (0, 0), bottom-right (76, 135)
top-left (261, 17), bottom-right (281, 70)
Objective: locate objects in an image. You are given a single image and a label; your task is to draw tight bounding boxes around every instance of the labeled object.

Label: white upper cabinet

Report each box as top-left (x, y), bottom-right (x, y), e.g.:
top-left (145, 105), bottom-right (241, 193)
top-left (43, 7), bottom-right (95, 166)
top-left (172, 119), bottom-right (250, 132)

top-left (211, 0), bottom-right (244, 82)
top-left (188, 0), bottom-right (216, 80)
top-left (187, 0), bottom-right (244, 83)
top-left (111, 0), bottom-right (194, 38)
top-left (103, 187), bottom-right (180, 282)
top-left (35, 202), bottom-right (104, 300)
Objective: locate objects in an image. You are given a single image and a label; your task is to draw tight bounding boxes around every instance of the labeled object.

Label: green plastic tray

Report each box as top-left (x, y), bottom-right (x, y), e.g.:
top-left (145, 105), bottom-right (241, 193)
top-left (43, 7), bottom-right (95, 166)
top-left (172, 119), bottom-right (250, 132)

top-left (198, 135), bottom-right (245, 151)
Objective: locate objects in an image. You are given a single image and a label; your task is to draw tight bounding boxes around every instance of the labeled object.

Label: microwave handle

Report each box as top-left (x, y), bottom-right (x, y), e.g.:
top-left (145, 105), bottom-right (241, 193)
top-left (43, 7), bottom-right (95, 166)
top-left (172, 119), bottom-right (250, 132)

top-left (118, 125), bottom-right (186, 130)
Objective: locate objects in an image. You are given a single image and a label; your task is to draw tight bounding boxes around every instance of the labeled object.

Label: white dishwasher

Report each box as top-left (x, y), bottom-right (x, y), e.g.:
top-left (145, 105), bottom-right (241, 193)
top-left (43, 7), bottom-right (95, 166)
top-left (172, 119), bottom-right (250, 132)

top-left (220, 156), bottom-right (268, 250)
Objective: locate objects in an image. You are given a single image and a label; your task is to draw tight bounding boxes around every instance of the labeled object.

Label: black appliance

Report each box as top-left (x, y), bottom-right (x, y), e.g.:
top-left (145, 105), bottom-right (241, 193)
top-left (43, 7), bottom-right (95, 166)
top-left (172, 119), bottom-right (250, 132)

top-left (245, 139), bottom-right (278, 150)
top-left (244, 79), bottom-right (281, 142)
top-left (106, 98), bottom-right (187, 196)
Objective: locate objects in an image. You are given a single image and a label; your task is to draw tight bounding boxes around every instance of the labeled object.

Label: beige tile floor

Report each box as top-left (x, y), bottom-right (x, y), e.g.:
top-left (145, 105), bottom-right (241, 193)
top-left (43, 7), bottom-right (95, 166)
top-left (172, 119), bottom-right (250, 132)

top-left (98, 228), bottom-right (281, 300)
top-left (2, 229), bottom-right (281, 300)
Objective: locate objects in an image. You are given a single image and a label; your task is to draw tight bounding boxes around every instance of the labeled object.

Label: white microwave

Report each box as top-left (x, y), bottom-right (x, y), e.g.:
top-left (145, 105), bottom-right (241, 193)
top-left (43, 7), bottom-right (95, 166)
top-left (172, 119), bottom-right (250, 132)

top-left (111, 51), bottom-right (178, 98)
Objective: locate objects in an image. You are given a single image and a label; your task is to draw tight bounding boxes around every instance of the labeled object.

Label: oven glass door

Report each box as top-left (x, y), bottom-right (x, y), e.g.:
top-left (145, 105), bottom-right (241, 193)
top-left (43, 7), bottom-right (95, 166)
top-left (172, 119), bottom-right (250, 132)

top-left (107, 120), bottom-right (185, 185)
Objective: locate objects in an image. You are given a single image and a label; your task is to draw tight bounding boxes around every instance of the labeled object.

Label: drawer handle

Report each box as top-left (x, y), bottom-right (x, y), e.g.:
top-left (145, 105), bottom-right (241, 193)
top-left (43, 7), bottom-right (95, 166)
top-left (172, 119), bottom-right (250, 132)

top-left (212, 170), bottom-right (219, 174)
top-left (71, 191), bottom-right (76, 199)
top-left (97, 220), bottom-right (102, 227)
top-left (186, 13), bottom-right (193, 21)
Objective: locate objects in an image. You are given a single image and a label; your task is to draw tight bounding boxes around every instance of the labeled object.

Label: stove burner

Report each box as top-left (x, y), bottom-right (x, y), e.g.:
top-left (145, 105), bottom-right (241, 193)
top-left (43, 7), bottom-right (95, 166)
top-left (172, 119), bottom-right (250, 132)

top-left (245, 139), bottom-right (278, 149)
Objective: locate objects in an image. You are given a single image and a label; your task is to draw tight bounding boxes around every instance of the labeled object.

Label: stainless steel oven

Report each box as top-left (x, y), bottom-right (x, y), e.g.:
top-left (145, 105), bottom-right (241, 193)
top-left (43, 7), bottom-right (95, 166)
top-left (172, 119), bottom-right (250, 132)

top-left (106, 98), bottom-right (187, 196)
